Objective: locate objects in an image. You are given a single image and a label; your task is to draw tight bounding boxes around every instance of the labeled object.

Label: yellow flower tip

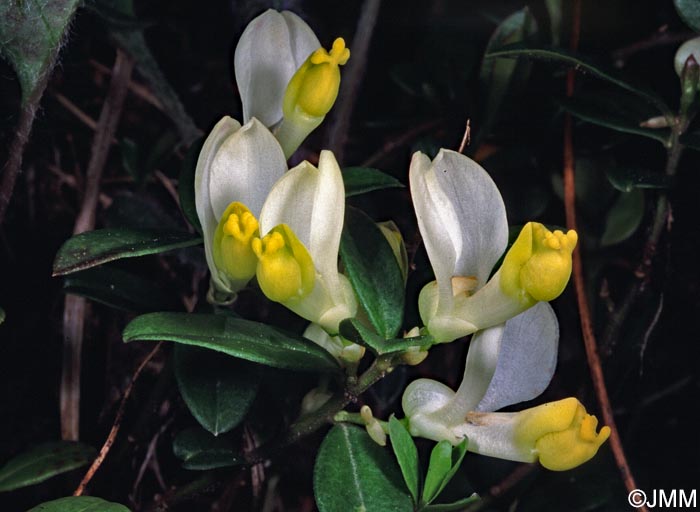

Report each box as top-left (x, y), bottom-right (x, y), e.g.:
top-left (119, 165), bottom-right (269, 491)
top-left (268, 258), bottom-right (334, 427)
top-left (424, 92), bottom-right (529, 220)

top-left (516, 398), bottom-right (611, 471)
top-left (500, 222), bottom-right (577, 303)
top-left (284, 37), bottom-right (350, 119)
top-left (213, 202), bottom-right (260, 282)
top-left (310, 38), bottom-right (350, 66)
top-left (253, 224), bottom-right (315, 303)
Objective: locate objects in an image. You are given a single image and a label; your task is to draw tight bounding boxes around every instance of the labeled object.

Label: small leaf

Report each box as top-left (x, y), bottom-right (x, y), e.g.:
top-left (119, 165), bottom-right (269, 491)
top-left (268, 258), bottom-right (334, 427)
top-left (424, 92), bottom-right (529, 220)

top-left (478, 8), bottom-right (538, 141)
top-left (606, 167), bottom-right (673, 192)
top-left (560, 96), bottom-right (671, 146)
top-left (339, 318), bottom-right (433, 356)
top-left (174, 345), bottom-right (260, 435)
top-left (172, 427), bottom-right (243, 470)
top-left (340, 207), bottom-right (405, 338)
top-left (424, 494), bottom-right (480, 512)
top-left (421, 440), bottom-right (469, 506)
top-left (0, 0), bottom-right (81, 104)
top-left (53, 228), bottom-right (201, 276)
top-left (123, 313), bottom-right (340, 372)
top-left (342, 167), bottom-right (404, 197)
top-left (0, 307), bottom-right (5, 325)
top-left (674, 0), bottom-right (700, 32)
top-left (27, 496), bottom-right (130, 511)
top-left (485, 44), bottom-right (672, 117)
top-left (64, 265), bottom-right (183, 312)
top-left (0, 442), bottom-right (95, 492)
top-left (179, 138), bottom-right (204, 233)
top-left (544, 0), bottom-right (563, 46)
top-left (314, 425), bottom-right (413, 512)
top-left (388, 417), bottom-right (420, 503)
top-left (601, 189), bottom-right (645, 247)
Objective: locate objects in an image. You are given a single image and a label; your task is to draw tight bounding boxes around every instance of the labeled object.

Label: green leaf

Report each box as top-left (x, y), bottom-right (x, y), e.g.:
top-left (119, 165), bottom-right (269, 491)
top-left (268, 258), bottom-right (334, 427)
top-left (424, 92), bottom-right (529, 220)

top-left (314, 425), bottom-right (413, 512)
top-left (560, 96), bottom-right (671, 146)
top-left (174, 345), bottom-right (260, 435)
top-left (172, 427), bottom-right (243, 470)
top-left (342, 167), bottom-right (404, 197)
top-left (423, 494), bottom-right (480, 512)
top-left (63, 265), bottom-right (183, 312)
top-left (123, 312), bottom-right (340, 372)
top-left (53, 228), bottom-right (201, 276)
top-left (179, 138), bottom-right (204, 234)
top-left (421, 440), bottom-right (468, 506)
top-left (27, 496), bottom-right (130, 511)
top-left (675, 0), bottom-right (700, 32)
top-left (0, 442), bottom-right (95, 492)
top-left (0, 0), bottom-right (81, 104)
top-left (340, 207), bottom-right (405, 338)
top-left (485, 43), bottom-right (672, 117)
top-left (388, 417), bottom-right (420, 504)
top-left (339, 318), bottom-right (433, 356)
top-left (601, 189), bottom-right (645, 247)
top-left (606, 167), bottom-right (673, 192)
top-left (478, 8), bottom-right (538, 141)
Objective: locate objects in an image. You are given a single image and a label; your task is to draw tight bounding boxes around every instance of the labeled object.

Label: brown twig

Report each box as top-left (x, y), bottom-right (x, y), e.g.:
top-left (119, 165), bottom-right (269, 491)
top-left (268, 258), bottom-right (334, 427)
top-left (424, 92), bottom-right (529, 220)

top-left (325, 0), bottom-right (383, 164)
top-left (562, 1), bottom-right (645, 508)
top-left (90, 59), bottom-right (165, 111)
top-left (60, 49), bottom-right (135, 441)
top-left (458, 119), bottom-right (471, 154)
top-left (74, 341), bottom-right (163, 496)
top-left (612, 28), bottom-right (693, 67)
top-left (464, 464), bottom-right (537, 511)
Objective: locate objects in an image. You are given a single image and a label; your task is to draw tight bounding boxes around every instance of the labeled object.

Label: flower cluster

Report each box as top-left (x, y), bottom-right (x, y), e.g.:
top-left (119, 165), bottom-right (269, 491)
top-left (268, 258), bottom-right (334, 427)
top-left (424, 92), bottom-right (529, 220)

top-left (195, 8), bottom-right (609, 472)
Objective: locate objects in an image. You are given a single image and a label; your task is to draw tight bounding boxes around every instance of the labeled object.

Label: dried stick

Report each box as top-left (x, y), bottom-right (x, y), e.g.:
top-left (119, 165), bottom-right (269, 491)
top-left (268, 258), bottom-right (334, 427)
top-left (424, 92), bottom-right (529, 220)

top-left (60, 49), bottom-right (135, 441)
top-left (74, 342), bottom-right (163, 496)
top-left (562, 1), bottom-right (645, 508)
top-left (325, 0), bottom-right (383, 164)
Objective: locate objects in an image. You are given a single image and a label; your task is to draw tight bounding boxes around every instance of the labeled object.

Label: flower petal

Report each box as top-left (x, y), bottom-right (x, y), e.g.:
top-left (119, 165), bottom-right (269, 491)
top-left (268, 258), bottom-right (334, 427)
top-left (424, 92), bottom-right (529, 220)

top-left (195, 116), bottom-right (242, 291)
top-left (259, 150), bottom-right (345, 284)
top-left (208, 118), bottom-right (286, 219)
top-left (234, 9), bottom-right (320, 127)
top-left (475, 302), bottom-right (559, 412)
top-left (432, 149), bottom-right (508, 285)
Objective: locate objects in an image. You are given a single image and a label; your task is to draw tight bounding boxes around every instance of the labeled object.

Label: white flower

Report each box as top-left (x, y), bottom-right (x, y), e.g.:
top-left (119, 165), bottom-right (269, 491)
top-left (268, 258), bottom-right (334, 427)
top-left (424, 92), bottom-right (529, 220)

top-left (252, 150), bottom-right (357, 333)
top-left (410, 149), bottom-right (577, 343)
top-left (234, 9), bottom-right (320, 128)
top-left (194, 116), bottom-right (287, 301)
top-left (401, 303), bottom-right (610, 471)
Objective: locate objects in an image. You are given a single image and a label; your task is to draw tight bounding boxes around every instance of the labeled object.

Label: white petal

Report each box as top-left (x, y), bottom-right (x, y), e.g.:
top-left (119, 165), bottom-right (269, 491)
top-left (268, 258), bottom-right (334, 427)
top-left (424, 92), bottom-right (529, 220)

top-left (208, 118), bottom-right (286, 219)
top-left (259, 150), bottom-right (345, 282)
top-left (475, 302), bottom-right (559, 412)
top-left (194, 116), bottom-right (241, 290)
top-left (234, 9), bottom-right (319, 127)
top-left (431, 149), bottom-right (508, 285)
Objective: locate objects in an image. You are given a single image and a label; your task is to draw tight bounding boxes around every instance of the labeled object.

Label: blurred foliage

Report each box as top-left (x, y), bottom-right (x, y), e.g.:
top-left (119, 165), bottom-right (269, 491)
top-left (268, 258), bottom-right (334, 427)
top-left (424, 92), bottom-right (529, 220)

top-left (1, 0), bottom-right (699, 510)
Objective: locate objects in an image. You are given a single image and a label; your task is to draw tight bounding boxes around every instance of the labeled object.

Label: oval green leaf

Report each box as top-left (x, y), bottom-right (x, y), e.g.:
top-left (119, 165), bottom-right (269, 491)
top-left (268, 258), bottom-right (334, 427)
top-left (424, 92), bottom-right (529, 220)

top-left (53, 228), bottom-right (202, 276)
top-left (123, 313), bottom-right (340, 372)
top-left (485, 43), bottom-right (672, 117)
top-left (64, 266), bottom-right (183, 312)
top-left (172, 427), bottom-right (244, 470)
top-left (675, 0), bottom-right (700, 32)
top-left (0, 442), bottom-right (95, 492)
top-left (314, 425), bottom-right (413, 512)
top-left (601, 189), bottom-right (645, 247)
top-left (342, 167), bottom-right (404, 197)
top-left (27, 496), bottom-right (130, 512)
top-left (340, 207), bottom-right (405, 339)
top-left (422, 439), bottom-right (468, 506)
top-left (174, 345), bottom-right (260, 435)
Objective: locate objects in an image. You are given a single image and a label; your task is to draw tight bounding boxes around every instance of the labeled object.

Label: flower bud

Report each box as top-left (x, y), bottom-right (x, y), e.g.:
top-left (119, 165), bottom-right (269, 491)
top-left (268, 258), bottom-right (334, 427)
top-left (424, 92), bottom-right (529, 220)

top-left (213, 202), bottom-right (260, 286)
top-left (674, 36), bottom-right (700, 77)
top-left (275, 38), bottom-right (350, 158)
top-left (500, 222), bottom-right (577, 304)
